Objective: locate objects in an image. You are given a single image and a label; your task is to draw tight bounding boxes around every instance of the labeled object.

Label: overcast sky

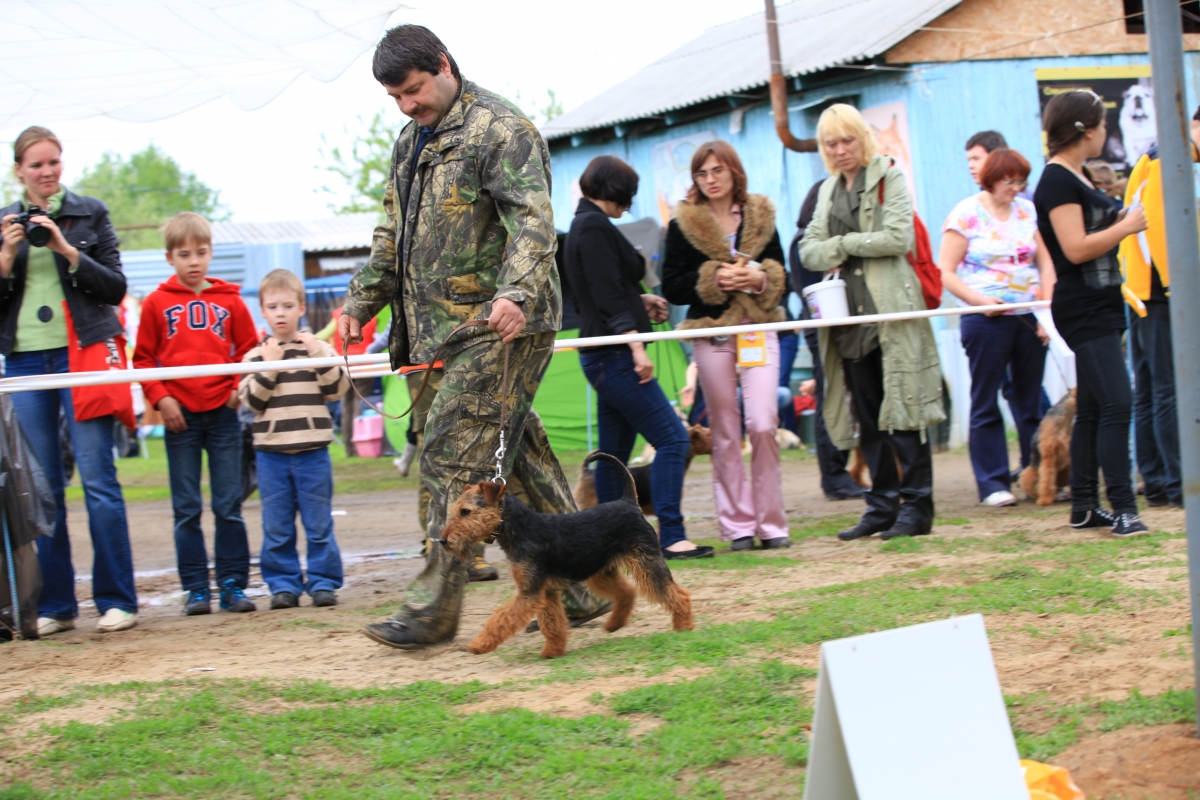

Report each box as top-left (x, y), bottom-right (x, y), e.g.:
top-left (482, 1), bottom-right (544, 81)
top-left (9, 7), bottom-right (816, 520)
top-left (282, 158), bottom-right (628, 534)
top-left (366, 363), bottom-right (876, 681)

top-left (12, 1), bottom-right (769, 223)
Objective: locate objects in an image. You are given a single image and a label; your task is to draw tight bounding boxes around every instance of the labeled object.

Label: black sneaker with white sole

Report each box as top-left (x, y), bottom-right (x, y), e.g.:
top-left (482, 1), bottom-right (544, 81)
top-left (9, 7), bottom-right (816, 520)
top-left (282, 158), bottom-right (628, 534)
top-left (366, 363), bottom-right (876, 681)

top-left (1069, 508), bottom-right (1117, 529)
top-left (1111, 513), bottom-right (1150, 537)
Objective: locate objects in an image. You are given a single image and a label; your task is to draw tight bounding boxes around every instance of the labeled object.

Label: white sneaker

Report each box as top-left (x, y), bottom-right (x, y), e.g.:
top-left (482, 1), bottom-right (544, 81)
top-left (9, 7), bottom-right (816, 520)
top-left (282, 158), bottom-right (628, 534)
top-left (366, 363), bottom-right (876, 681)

top-left (982, 490), bottom-right (1018, 508)
top-left (37, 617), bottom-right (75, 636)
top-left (96, 608), bottom-right (137, 633)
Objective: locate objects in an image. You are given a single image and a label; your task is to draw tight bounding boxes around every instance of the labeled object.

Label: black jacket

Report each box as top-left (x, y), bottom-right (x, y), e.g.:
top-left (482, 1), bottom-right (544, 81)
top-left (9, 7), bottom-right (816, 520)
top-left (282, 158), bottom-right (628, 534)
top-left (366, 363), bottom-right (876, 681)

top-left (661, 194), bottom-right (788, 331)
top-left (0, 190), bottom-right (126, 355)
top-left (562, 198), bottom-right (652, 346)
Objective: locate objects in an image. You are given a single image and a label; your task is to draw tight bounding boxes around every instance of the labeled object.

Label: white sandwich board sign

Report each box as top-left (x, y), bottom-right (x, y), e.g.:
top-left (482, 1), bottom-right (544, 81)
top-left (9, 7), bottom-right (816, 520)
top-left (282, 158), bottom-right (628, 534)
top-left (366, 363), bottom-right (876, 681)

top-left (804, 614), bottom-right (1027, 800)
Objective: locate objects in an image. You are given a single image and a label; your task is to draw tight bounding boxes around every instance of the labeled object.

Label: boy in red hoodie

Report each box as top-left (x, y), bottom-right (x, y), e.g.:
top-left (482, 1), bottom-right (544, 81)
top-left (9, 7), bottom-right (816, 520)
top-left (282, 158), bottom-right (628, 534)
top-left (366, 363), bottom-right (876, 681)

top-left (134, 212), bottom-right (260, 616)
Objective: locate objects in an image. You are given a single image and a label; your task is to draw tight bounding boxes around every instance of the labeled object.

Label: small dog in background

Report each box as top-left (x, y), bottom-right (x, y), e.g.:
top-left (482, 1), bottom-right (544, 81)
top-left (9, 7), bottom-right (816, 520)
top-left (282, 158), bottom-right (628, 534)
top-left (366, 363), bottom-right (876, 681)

top-left (440, 452), bottom-right (694, 658)
top-left (1019, 389), bottom-right (1077, 505)
top-left (574, 424), bottom-right (713, 515)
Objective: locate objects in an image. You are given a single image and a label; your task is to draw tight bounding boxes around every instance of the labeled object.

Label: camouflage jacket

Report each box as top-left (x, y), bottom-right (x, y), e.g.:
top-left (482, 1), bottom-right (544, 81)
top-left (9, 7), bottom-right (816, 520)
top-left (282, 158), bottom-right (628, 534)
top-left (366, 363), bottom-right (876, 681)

top-left (343, 79), bottom-right (561, 367)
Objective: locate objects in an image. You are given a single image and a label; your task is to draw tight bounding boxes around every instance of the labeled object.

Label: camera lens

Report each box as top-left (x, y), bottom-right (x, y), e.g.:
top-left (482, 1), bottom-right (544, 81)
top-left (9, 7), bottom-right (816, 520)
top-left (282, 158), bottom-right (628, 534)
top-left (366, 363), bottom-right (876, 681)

top-left (25, 223), bottom-right (50, 248)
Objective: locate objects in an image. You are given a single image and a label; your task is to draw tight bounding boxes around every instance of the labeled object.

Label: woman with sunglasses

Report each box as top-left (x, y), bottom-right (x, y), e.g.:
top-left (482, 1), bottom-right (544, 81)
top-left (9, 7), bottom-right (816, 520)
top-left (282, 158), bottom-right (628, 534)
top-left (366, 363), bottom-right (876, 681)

top-left (1035, 90), bottom-right (1148, 536)
top-left (937, 147), bottom-right (1056, 508)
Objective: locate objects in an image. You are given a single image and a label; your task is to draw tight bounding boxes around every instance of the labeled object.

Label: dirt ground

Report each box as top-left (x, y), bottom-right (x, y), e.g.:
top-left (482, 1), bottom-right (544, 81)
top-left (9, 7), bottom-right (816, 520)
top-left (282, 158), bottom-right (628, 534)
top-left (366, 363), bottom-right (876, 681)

top-left (2, 449), bottom-right (1195, 798)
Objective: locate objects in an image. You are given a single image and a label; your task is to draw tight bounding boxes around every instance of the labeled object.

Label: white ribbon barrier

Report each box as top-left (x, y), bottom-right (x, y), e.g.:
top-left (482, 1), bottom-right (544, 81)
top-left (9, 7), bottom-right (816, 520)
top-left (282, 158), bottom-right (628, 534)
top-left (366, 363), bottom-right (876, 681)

top-left (0, 301), bottom-right (1049, 394)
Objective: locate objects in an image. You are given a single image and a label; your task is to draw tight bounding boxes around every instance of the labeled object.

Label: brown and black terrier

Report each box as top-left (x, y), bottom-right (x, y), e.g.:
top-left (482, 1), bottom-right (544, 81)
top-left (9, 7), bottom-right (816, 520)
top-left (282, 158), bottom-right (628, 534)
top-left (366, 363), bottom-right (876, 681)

top-left (1019, 389), bottom-right (1077, 505)
top-left (439, 452), bottom-right (694, 659)
top-left (572, 424), bottom-right (713, 515)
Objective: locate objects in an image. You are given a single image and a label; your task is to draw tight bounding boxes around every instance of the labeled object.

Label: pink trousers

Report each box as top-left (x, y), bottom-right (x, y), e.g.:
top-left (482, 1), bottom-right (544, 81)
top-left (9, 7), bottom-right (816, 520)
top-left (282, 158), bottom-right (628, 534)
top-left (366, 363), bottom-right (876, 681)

top-left (693, 332), bottom-right (788, 541)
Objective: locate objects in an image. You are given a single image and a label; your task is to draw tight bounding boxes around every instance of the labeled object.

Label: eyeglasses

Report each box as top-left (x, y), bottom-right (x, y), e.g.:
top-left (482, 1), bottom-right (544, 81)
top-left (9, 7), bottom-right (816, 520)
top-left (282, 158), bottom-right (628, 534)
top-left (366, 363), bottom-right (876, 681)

top-left (693, 166), bottom-right (726, 180)
top-left (1001, 179), bottom-right (1028, 189)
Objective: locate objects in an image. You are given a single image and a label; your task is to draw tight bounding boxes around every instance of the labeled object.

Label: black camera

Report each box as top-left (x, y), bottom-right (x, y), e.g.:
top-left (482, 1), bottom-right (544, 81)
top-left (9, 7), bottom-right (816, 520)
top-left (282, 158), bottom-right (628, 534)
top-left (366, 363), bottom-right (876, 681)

top-left (13, 206), bottom-right (51, 248)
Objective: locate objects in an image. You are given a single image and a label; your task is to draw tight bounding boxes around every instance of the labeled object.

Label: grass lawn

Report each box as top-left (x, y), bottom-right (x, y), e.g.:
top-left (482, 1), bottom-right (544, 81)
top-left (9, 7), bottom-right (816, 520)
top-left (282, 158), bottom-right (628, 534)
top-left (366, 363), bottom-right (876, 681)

top-left (1, 514), bottom-right (1194, 798)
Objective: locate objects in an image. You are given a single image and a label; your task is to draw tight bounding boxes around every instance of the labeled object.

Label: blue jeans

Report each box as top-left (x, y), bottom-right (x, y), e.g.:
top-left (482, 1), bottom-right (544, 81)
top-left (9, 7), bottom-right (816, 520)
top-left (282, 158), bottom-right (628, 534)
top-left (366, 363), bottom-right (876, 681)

top-left (5, 348), bottom-right (137, 619)
top-left (960, 314), bottom-right (1047, 500)
top-left (580, 347), bottom-right (690, 548)
top-left (1130, 302), bottom-right (1181, 503)
top-left (256, 447), bottom-right (343, 596)
top-left (164, 405), bottom-right (250, 591)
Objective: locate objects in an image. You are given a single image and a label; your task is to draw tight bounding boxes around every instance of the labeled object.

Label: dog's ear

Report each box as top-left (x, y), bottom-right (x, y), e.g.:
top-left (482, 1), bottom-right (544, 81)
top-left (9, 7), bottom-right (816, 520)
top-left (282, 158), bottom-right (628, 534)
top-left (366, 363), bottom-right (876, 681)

top-left (480, 481), bottom-right (506, 506)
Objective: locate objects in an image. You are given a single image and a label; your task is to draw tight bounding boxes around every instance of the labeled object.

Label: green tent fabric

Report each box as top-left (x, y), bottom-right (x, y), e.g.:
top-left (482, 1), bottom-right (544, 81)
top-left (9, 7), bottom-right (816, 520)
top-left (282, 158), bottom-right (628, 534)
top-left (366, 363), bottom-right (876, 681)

top-left (379, 322), bottom-right (692, 455)
top-left (533, 323), bottom-right (691, 453)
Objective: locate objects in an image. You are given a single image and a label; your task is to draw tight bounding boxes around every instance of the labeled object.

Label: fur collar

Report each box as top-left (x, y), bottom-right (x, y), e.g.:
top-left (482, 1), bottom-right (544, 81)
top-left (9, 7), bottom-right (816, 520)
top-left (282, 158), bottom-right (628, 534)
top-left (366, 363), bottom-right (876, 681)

top-left (675, 194), bottom-right (776, 261)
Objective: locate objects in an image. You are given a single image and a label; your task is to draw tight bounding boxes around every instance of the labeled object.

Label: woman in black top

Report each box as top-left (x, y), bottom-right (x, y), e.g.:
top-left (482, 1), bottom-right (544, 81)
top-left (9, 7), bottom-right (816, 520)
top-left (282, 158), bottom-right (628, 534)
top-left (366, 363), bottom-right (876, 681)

top-left (563, 156), bottom-right (713, 560)
top-left (1034, 90), bottom-right (1149, 536)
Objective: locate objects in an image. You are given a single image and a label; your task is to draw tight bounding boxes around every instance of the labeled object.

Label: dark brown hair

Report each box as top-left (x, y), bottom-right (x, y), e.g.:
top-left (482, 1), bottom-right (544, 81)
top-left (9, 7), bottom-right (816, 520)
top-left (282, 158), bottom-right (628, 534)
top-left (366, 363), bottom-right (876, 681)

top-left (686, 140), bottom-right (748, 205)
top-left (979, 148), bottom-right (1031, 192)
top-left (13, 126), bottom-right (62, 164)
top-left (579, 155), bottom-right (639, 209)
top-left (372, 25), bottom-right (460, 86)
top-left (1043, 90), bottom-right (1105, 157)
top-left (965, 130), bottom-right (1007, 153)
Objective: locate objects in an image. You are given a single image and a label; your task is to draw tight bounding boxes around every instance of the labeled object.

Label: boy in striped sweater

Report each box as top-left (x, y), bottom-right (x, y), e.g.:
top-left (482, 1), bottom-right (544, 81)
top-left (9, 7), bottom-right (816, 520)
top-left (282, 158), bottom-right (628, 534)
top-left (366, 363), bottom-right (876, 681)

top-left (240, 270), bottom-right (349, 609)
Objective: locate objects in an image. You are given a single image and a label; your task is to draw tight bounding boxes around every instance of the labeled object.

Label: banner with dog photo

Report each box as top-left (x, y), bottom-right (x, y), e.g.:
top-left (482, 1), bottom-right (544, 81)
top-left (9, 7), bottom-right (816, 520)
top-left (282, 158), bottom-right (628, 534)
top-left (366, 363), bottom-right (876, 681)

top-left (1035, 66), bottom-right (1155, 178)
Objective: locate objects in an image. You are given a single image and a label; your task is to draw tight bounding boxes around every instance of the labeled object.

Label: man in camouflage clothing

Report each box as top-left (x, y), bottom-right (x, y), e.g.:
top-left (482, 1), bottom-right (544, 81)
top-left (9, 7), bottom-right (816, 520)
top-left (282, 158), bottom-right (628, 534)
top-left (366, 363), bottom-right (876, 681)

top-left (339, 25), bottom-right (605, 649)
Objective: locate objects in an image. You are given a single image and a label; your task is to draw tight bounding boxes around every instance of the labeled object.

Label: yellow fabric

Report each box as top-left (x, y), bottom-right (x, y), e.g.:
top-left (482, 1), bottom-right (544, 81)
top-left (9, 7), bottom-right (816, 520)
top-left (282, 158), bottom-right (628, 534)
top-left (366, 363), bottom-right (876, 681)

top-left (1119, 144), bottom-right (1199, 315)
top-left (1021, 759), bottom-right (1085, 800)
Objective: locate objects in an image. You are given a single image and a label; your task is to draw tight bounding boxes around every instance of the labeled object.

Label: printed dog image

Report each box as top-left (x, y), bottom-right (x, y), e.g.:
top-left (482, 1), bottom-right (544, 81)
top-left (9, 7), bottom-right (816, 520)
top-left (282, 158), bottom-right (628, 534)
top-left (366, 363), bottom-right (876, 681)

top-left (1106, 80), bottom-right (1156, 170)
top-left (573, 424), bottom-right (713, 515)
top-left (1019, 389), bottom-right (1077, 506)
top-left (441, 452), bottom-right (694, 658)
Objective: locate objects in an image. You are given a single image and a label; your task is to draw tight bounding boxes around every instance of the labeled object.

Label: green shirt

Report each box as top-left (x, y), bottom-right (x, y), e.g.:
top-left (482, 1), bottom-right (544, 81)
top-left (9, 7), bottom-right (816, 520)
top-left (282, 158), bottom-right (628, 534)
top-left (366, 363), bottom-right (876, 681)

top-left (14, 190), bottom-right (69, 352)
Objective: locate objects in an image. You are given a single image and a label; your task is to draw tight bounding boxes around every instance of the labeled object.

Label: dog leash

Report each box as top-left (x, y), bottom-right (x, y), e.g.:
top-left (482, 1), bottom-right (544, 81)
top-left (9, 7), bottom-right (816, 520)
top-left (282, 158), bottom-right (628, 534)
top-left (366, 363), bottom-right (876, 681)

top-left (340, 319), bottom-right (512, 484)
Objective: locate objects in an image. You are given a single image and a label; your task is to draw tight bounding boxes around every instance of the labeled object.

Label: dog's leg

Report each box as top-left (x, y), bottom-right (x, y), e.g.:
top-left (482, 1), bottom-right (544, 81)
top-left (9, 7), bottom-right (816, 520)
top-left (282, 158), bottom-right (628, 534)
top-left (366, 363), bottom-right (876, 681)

top-left (585, 569), bottom-right (637, 633)
top-left (626, 555), bottom-right (694, 632)
top-left (1037, 440), bottom-right (1057, 506)
top-left (536, 588), bottom-right (570, 658)
top-left (468, 592), bottom-right (543, 655)
top-left (849, 447), bottom-right (871, 487)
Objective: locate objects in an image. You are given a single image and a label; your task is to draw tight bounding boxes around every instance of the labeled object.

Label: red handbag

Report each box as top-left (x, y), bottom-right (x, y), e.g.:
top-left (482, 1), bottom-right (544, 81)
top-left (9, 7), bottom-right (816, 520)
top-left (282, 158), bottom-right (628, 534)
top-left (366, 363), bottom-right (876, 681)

top-left (62, 302), bottom-right (136, 431)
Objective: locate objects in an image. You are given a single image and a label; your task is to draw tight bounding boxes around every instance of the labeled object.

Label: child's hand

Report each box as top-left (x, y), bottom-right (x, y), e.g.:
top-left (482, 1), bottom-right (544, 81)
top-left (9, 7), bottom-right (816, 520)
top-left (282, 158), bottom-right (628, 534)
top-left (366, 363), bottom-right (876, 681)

top-left (226, 388), bottom-right (240, 409)
top-left (261, 337), bottom-right (284, 363)
top-left (295, 331), bottom-right (323, 356)
top-left (158, 396), bottom-right (188, 433)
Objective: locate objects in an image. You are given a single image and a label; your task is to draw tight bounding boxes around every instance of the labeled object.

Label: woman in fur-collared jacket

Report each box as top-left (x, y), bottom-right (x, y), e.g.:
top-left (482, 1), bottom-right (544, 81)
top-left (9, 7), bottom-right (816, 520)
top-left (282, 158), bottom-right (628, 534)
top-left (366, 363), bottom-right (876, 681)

top-left (662, 140), bottom-right (790, 550)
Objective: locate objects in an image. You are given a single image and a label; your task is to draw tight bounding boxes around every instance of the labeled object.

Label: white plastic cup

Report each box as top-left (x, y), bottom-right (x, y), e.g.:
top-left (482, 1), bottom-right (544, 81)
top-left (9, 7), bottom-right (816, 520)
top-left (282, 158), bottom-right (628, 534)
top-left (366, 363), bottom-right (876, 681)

top-left (802, 277), bottom-right (850, 321)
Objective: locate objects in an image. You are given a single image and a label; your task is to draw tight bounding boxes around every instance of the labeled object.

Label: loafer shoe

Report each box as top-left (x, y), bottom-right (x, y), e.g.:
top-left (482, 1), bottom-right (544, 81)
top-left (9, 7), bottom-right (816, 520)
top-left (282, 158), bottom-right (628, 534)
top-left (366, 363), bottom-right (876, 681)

top-left (183, 588), bottom-right (212, 616)
top-left (759, 537), bottom-right (791, 549)
top-left (662, 545), bottom-right (715, 560)
top-left (270, 592), bottom-right (299, 610)
top-left (219, 578), bottom-right (257, 613)
top-left (880, 519), bottom-right (932, 540)
top-left (311, 590), bottom-right (338, 607)
top-left (37, 617), bottom-right (75, 637)
top-left (96, 609), bottom-right (137, 633)
top-left (837, 520), bottom-right (893, 541)
top-left (729, 536), bottom-right (756, 551)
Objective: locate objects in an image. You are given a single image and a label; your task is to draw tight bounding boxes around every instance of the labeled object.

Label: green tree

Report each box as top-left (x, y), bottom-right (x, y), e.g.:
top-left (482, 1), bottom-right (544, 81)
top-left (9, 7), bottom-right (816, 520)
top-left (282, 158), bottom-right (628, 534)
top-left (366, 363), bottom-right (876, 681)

top-left (1, 147), bottom-right (20, 206)
top-left (74, 145), bottom-right (226, 250)
top-left (322, 89), bottom-right (563, 216)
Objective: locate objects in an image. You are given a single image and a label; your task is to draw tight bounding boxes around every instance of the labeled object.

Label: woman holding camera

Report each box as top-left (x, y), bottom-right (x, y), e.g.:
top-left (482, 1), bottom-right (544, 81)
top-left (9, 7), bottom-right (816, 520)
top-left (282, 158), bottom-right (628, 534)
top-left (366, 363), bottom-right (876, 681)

top-left (0, 126), bottom-right (137, 635)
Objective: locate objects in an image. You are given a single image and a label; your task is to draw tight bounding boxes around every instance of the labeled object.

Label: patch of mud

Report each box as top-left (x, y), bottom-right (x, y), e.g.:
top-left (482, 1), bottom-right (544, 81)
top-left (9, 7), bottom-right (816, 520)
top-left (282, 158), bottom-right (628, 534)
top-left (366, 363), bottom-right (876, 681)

top-left (1054, 724), bottom-right (1200, 800)
top-left (678, 755), bottom-right (806, 798)
top-left (460, 667), bottom-right (712, 717)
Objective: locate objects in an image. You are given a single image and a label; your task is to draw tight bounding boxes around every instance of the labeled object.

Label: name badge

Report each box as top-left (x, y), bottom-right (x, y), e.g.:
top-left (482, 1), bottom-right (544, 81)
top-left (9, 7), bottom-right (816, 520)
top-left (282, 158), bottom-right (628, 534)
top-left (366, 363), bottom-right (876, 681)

top-left (737, 332), bottom-right (768, 368)
top-left (1008, 267), bottom-right (1033, 292)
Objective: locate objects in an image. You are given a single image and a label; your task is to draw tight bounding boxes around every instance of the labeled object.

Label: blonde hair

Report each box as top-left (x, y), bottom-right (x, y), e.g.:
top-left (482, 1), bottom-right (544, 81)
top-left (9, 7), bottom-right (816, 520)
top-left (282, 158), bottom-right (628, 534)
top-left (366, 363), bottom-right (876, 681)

top-left (259, 269), bottom-right (305, 306)
top-left (13, 126), bottom-right (62, 164)
top-left (161, 212), bottom-right (212, 252)
top-left (815, 104), bottom-right (877, 176)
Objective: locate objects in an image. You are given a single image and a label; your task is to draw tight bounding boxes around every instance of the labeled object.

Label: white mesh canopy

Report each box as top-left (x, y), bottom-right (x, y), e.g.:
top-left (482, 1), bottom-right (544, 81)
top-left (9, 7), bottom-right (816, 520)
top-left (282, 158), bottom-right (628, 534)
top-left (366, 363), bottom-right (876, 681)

top-left (0, 0), bottom-right (402, 128)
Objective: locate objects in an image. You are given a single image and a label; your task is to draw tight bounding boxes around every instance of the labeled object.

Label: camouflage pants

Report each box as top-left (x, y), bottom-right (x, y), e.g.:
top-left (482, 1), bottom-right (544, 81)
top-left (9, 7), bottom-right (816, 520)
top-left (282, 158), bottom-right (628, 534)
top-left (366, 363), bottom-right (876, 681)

top-left (394, 330), bottom-right (595, 638)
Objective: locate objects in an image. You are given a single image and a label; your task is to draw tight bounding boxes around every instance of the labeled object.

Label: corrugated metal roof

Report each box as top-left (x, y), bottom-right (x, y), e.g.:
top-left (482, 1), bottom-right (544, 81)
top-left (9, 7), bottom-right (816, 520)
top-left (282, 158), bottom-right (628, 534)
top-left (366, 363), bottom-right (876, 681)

top-left (541, 0), bottom-right (961, 140)
top-left (210, 212), bottom-right (379, 253)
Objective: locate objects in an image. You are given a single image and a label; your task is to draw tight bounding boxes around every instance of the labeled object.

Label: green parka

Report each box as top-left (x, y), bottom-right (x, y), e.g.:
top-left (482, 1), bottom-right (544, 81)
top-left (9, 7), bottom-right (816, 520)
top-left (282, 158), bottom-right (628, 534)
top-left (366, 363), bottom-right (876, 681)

top-left (798, 154), bottom-right (945, 449)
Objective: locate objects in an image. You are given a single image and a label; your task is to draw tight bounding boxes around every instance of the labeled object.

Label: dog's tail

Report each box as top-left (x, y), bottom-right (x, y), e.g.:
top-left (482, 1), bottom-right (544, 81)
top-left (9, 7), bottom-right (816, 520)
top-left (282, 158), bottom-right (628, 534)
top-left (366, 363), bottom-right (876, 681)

top-left (582, 451), bottom-right (639, 506)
